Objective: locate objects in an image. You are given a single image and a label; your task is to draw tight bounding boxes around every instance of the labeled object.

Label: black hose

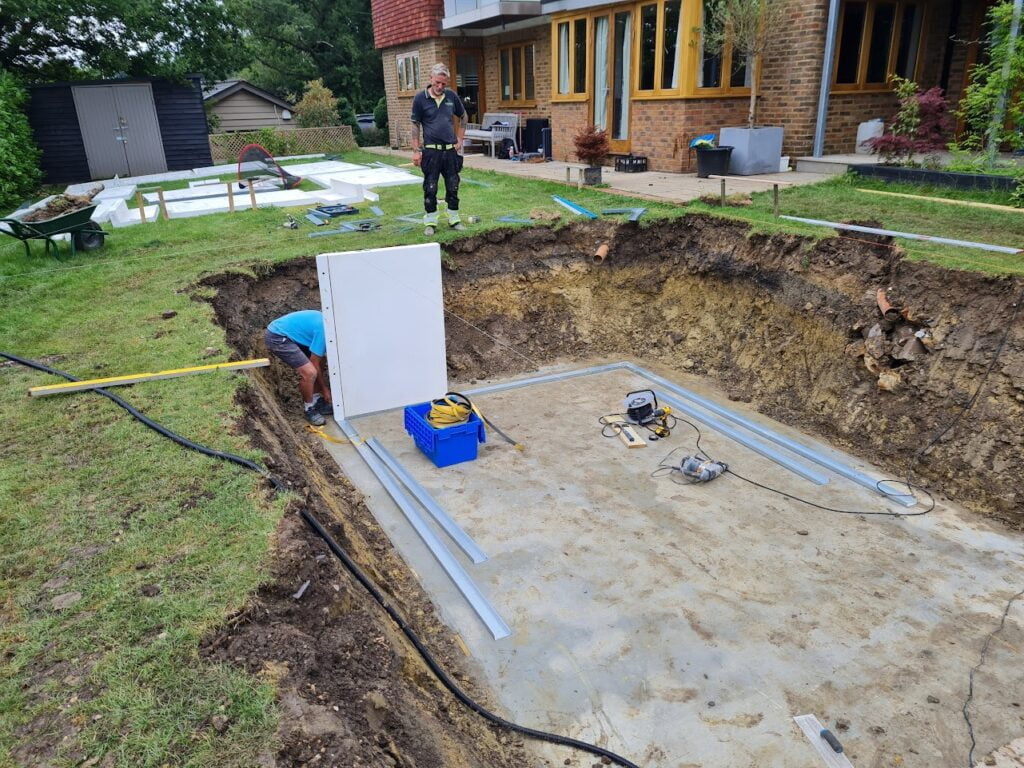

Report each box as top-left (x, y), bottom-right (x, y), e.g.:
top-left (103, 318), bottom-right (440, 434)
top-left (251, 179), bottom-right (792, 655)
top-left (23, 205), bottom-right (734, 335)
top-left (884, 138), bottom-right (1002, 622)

top-left (2, 351), bottom-right (641, 768)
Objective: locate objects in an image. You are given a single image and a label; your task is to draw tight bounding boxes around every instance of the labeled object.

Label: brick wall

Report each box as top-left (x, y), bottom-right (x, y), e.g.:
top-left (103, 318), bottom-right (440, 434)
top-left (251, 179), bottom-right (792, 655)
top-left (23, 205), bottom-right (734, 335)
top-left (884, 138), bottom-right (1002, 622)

top-left (480, 26), bottom-right (552, 123)
top-left (757, 2), bottom-right (829, 159)
top-left (371, 0), bottom-right (443, 49)
top-left (381, 38), bottom-right (454, 148)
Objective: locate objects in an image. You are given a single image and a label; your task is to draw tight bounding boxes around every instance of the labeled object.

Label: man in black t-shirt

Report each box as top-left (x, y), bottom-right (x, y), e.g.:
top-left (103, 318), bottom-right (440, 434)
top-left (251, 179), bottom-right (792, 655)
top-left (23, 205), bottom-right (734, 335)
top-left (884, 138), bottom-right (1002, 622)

top-left (410, 63), bottom-right (466, 236)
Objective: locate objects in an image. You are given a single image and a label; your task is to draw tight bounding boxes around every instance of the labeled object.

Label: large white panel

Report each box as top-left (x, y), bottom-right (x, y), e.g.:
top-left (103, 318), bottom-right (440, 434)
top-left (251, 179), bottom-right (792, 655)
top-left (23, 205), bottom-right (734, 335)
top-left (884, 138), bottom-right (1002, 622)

top-left (317, 244), bottom-right (447, 418)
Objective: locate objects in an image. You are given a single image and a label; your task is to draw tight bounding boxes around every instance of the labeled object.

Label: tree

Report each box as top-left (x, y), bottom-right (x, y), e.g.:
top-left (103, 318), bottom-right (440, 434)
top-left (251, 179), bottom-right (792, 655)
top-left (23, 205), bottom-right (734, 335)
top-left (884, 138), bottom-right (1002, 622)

top-left (232, 0), bottom-right (384, 112)
top-left (0, 0), bottom-right (240, 82)
top-left (702, 0), bottom-right (790, 128)
top-left (0, 70), bottom-right (41, 211)
top-left (294, 79), bottom-right (340, 127)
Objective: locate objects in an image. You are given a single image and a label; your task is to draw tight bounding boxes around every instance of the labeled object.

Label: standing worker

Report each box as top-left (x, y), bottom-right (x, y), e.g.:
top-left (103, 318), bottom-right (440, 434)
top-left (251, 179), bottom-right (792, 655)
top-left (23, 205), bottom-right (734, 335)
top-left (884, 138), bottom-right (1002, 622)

top-left (264, 309), bottom-right (333, 426)
top-left (411, 63), bottom-right (466, 236)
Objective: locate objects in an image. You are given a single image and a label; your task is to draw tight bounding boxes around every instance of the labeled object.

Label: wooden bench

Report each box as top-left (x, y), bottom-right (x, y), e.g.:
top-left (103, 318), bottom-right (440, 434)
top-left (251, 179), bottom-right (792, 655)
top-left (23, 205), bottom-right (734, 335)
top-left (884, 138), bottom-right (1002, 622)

top-left (464, 113), bottom-right (519, 157)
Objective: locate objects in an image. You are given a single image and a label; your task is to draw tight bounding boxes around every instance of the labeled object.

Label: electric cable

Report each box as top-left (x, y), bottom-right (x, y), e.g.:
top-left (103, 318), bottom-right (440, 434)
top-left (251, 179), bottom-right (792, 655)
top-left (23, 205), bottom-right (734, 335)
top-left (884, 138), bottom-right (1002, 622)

top-left (428, 391), bottom-right (523, 450)
top-left (650, 416), bottom-right (935, 516)
top-left (0, 351), bottom-right (639, 768)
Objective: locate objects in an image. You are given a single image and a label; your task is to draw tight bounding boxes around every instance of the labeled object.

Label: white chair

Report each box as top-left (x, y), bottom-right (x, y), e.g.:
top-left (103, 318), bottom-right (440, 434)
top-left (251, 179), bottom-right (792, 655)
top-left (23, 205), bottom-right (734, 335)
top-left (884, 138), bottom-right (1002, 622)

top-left (464, 113), bottom-right (519, 157)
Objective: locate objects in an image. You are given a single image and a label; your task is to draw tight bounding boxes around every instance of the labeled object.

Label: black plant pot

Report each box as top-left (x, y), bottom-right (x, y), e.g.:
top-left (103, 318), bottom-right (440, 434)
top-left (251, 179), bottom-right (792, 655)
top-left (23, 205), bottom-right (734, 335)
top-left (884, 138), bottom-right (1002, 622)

top-left (582, 165), bottom-right (603, 185)
top-left (696, 146), bottom-right (733, 178)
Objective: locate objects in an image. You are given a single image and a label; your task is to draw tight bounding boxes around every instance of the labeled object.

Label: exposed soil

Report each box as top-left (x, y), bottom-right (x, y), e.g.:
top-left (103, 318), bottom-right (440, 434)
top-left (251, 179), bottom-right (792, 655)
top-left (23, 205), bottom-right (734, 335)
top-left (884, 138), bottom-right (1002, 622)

top-left (21, 194), bottom-right (94, 222)
top-left (199, 214), bottom-right (1024, 766)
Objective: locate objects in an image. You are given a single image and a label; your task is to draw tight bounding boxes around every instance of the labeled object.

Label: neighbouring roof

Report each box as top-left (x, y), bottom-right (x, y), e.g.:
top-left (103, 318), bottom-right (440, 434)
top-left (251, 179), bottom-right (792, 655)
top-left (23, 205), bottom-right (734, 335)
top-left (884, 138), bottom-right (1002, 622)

top-left (203, 80), bottom-right (293, 110)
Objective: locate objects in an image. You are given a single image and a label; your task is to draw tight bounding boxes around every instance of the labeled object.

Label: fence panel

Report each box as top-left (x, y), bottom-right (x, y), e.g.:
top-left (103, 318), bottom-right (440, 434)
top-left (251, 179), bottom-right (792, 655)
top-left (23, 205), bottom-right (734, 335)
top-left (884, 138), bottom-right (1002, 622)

top-left (208, 126), bottom-right (358, 163)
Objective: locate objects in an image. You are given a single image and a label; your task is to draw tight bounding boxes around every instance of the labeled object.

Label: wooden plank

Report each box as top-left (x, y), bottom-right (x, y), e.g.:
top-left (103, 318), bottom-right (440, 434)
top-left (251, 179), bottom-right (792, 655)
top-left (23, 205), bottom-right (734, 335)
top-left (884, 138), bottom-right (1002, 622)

top-left (856, 187), bottom-right (1024, 213)
top-left (616, 424), bottom-right (646, 448)
top-left (29, 358), bottom-right (270, 397)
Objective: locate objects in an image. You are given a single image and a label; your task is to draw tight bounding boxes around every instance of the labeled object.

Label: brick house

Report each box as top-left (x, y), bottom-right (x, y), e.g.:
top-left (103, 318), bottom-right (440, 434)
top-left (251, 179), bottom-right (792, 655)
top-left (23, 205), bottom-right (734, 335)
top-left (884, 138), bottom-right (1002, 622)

top-left (372, 0), bottom-right (997, 172)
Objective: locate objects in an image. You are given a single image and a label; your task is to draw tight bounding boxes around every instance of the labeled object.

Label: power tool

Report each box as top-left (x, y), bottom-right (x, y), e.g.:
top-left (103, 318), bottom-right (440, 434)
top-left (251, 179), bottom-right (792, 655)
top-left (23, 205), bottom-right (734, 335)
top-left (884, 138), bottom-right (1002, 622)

top-left (623, 389), bottom-right (674, 437)
top-left (679, 455), bottom-right (728, 483)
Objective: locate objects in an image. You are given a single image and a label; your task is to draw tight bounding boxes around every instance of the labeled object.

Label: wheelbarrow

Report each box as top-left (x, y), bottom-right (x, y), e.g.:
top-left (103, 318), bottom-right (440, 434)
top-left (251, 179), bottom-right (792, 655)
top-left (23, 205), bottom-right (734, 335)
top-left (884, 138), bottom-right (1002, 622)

top-left (1, 200), bottom-right (107, 258)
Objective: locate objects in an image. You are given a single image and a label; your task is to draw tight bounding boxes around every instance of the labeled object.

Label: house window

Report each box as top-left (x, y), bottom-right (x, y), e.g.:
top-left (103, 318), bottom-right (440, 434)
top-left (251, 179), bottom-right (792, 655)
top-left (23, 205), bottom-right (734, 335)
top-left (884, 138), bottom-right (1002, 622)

top-left (397, 53), bottom-right (420, 94)
top-left (834, 0), bottom-right (924, 89)
top-left (554, 17), bottom-right (588, 99)
top-left (500, 43), bottom-right (536, 106)
top-left (695, 0), bottom-right (753, 95)
top-left (635, 0), bottom-right (683, 94)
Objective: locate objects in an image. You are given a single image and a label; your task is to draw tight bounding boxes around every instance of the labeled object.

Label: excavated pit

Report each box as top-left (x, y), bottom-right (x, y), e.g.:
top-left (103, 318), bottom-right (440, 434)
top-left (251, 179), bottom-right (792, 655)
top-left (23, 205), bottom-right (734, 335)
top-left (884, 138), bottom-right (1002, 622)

top-left (200, 215), bottom-right (1024, 767)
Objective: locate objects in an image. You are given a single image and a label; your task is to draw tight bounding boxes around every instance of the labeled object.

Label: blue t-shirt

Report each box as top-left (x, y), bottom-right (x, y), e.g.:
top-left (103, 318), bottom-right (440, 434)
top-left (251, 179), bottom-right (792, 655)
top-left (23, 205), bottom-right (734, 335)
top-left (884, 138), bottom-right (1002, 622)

top-left (268, 310), bottom-right (326, 356)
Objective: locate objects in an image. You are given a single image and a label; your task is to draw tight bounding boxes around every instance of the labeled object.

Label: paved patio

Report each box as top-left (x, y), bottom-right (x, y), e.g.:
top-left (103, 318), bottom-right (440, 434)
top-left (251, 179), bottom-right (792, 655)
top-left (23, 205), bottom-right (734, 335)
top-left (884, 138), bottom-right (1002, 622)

top-left (366, 146), bottom-right (828, 205)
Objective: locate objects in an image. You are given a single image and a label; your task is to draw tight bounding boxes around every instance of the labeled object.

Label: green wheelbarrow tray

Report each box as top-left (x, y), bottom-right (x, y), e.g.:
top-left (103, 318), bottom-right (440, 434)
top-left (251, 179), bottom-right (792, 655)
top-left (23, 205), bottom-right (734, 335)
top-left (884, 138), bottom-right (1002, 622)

top-left (1, 201), bottom-right (107, 258)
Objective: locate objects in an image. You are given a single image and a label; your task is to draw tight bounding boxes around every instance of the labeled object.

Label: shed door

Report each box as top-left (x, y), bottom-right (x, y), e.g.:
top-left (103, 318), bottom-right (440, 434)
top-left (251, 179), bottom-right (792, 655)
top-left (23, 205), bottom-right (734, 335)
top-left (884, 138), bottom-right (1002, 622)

top-left (72, 84), bottom-right (168, 180)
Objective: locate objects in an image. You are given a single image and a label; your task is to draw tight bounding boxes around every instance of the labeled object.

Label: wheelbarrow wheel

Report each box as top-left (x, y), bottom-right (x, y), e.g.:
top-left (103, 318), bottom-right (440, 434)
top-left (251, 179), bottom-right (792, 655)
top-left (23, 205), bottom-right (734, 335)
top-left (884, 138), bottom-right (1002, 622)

top-left (73, 224), bottom-right (105, 252)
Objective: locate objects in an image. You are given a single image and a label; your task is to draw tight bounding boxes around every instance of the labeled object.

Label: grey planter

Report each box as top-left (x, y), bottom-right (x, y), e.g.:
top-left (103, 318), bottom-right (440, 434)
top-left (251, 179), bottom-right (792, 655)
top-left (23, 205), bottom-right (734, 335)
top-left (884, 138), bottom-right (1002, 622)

top-left (582, 165), bottom-right (603, 185)
top-left (720, 126), bottom-right (784, 175)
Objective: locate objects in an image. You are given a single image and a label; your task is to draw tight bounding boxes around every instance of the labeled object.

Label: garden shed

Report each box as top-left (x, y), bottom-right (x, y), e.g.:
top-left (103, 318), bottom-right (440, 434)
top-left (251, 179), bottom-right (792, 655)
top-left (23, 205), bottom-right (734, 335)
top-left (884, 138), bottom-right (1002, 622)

top-left (28, 76), bottom-right (213, 183)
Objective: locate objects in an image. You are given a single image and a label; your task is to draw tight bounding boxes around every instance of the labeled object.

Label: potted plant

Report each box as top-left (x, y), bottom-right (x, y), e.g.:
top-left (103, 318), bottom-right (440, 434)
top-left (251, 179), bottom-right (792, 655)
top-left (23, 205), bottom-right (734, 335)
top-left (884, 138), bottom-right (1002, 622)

top-left (574, 125), bottom-right (611, 185)
top-left (702, 0), bottom-right (789, 175)
top-left (692, 137), bottom-right (733, 178)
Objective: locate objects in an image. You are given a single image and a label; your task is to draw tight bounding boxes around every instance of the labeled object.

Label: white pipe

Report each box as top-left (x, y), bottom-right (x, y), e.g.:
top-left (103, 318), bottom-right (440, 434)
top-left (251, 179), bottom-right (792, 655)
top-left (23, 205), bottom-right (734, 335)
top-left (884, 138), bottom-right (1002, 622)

top-left (781, 215), bottom-right (1022, 254)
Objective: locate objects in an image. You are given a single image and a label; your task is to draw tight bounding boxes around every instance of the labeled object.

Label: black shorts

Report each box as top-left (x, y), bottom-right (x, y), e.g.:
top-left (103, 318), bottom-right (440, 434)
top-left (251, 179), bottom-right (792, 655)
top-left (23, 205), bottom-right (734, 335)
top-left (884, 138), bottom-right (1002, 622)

top-left (264, 329), bottom-right (311, 369)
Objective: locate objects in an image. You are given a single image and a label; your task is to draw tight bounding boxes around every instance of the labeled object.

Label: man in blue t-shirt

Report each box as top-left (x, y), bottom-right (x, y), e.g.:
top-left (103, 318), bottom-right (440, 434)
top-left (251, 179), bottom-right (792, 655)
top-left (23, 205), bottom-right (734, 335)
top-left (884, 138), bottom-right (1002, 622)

top-left (264, 309), bottom-right (332, 426)
top-left (410, 62), bottom-right (466, 236)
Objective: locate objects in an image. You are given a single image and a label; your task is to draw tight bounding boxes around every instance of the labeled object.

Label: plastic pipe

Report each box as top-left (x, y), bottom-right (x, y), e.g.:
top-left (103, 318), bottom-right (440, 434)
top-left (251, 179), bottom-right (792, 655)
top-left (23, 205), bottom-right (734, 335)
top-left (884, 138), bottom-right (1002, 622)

top-left (593, 243), bottom-right (610, 263)
top-left (781, 216), bottom-right (1022, 254)
top-left (339, 419), bottom-right (511, 640)
top-left (366, 437), bottom-right (487, 564)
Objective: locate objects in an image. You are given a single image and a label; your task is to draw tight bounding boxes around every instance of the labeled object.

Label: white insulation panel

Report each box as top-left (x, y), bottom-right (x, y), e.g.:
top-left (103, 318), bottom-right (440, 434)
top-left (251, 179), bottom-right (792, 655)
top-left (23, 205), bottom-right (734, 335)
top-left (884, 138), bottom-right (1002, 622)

top-left (317, 243), bottom-right (447, 418)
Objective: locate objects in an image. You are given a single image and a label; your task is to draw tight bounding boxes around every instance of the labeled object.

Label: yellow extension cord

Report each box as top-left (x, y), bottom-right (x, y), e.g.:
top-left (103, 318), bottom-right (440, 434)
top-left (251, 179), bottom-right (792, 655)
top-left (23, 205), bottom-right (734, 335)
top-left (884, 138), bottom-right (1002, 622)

top-left (427, 393), bottom-right (524, 451)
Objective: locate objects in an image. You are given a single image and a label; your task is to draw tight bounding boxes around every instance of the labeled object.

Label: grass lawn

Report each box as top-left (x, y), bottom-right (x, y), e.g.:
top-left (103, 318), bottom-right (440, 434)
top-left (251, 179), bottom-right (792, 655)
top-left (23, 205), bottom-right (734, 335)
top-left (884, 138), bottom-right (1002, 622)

top-left (2, 151), bottom-right (1023, 766)
top-left (690, 172), bottom-right (1024, 275)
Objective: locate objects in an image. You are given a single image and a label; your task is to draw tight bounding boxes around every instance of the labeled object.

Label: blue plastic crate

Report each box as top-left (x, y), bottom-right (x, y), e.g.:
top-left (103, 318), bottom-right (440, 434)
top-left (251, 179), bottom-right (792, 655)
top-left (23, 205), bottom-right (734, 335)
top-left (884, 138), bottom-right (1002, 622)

top-left (404, 402), bottom-right (486, 468)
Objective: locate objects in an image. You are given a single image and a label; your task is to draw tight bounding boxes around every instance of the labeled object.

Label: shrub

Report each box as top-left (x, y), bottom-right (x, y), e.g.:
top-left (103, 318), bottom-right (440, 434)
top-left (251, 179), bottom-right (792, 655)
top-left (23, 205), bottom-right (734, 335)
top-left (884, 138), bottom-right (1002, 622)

top-left (294, 79), bottom-right (340, 128)
top-left (573, 125), bottom-right (610, 166)
top-left (373, 96), bottom-right (388, 135)
top-left (866, 76), bottom-right (951, 165)
top-left (0, 70), bottom-right (41, 212)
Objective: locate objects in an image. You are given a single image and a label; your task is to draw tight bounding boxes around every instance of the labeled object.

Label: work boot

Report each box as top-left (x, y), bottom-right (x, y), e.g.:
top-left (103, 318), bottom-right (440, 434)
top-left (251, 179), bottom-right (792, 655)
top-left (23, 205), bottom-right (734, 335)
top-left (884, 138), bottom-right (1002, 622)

top-left (424, 225), bottom-right (435, 236)
top-left (314, 398), bottom-right (333, 416)
top-left (304, 405), bottom-right (326, 427)
top-left (450, 221), bottom-right (465, 231)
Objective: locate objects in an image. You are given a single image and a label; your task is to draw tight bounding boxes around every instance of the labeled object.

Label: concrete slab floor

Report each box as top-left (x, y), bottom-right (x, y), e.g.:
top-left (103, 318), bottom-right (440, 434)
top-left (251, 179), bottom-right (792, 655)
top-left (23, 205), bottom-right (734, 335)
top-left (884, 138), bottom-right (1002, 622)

top-left (318, 363), bottom-right (1024, 768)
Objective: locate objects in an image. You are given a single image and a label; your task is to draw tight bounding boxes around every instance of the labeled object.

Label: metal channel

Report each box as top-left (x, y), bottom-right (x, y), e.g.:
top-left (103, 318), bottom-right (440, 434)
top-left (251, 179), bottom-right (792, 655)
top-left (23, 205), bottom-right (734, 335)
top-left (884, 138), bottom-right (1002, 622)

top-left (339, 420), bottom-right (512, 640)
top-left (626, 363), bottom-right (917, 507)
top-left (463, 362), bottom-right (629, 397)
top-left (366, 437), bottom-right (487, 564)
top-left (654, 391), bottom-right (830, 486)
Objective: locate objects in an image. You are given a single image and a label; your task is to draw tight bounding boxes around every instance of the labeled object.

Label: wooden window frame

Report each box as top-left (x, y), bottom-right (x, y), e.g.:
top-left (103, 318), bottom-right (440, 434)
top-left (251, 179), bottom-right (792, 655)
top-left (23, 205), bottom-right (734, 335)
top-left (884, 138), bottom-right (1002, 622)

top-left (832, 0), bottom-right (926, 93)
top-left (552, 17), bottom-right (590, 102)
top-left (397, 53), bottom-right (420, 95)
top-left (499, 43), bottom-right (538, 107)
top-left (552, 0), bottom-right (758, 103)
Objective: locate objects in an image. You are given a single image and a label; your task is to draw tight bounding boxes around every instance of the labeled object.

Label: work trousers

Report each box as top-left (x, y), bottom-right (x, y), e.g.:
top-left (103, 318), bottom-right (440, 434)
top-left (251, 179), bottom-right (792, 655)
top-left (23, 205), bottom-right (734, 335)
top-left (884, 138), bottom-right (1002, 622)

top-left (421, 148), bottom-right (462, 214)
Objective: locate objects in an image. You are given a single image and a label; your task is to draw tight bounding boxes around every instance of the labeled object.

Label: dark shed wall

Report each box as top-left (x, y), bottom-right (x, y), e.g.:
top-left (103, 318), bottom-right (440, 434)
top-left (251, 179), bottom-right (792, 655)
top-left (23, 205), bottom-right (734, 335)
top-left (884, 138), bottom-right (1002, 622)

top-left (27, 86), bottom-right (89, 185)
top-left (28, 77), bottom-right (212, 183)
top-left (153, 77), bottom-right (212, 171)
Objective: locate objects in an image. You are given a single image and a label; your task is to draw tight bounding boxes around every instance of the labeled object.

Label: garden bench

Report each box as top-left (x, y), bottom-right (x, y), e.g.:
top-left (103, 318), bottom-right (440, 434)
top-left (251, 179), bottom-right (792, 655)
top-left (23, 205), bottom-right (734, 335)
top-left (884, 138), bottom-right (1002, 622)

top-left (463, 113), bottom-right (519, 157)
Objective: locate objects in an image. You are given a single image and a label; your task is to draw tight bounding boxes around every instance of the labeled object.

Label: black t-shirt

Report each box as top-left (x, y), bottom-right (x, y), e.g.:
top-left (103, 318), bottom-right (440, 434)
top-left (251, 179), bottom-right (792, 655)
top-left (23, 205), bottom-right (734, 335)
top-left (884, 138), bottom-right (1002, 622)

top-left (410, 88), bottom-right (465, 146)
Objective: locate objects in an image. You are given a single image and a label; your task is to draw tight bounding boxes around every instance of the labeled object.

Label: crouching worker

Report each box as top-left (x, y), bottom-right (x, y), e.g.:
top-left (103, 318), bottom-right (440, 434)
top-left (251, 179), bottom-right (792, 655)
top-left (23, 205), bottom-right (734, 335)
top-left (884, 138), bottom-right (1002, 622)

top-left (264, 309), bottom-right (332, 426)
